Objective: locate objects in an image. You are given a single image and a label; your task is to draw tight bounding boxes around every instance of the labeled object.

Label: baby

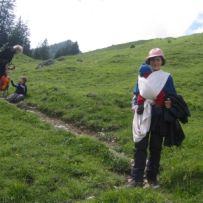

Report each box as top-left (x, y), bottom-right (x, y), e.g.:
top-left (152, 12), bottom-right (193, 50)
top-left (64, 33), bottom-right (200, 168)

top-left (132, 64), bottom-right (152, 114)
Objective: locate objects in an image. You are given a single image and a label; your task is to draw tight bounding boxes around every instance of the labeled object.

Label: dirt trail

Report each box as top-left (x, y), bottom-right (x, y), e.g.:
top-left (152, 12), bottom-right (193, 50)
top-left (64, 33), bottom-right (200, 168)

top-left (16, 102), bottom-right (131, 164)
top-left (18, 104), bottom-right (91, 137)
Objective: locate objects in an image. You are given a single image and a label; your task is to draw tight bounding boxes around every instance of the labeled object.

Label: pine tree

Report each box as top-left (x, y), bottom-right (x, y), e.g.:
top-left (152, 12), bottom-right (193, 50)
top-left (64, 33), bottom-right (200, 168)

top-left (33, 39), bottom-right (50, 60)
top-left (54, 40), bottom-right (80, 58)
top-left (40, 38), bottom-right (49, 60)
top-left (0, 0), bottom-right (15, 47)
top-left (0, 0), bottom-right (31, 55)
top-left (9, 17), bottom-right (31, 55)
top-left (71, 42), bottom-right (80, 55)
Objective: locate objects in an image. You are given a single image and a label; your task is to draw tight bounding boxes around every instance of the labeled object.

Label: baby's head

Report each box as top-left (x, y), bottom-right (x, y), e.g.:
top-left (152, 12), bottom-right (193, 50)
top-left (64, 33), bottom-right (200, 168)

top-left (139, 64), bottom-right (152, 78)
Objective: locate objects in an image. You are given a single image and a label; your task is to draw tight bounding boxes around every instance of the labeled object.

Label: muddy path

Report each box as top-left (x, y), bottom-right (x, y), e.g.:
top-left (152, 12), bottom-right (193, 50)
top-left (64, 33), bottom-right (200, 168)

top-left (17, 103), bottom-right (94, 137)
top-left (16, 102), bottom-right (132, 169)
top-left (15, 102), bottom-right (136, 187)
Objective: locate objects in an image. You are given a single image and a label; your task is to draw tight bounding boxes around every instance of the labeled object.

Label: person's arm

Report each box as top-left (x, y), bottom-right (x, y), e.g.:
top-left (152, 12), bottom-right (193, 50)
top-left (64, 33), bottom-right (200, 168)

top-left (164, 75), bottom-right (177, 108)
top-left (164, 75), bottom-right (177, 95)
top-left (11, 80), bottom-right (17, 87)
top-left (136, 95), bottom-right (145, 114)
top-left (131, 94), bottom-right (137, 108)
top-left (133, 82), bottom-right (139, 96)
top-left (131, 82), bottom-right (139, 109)
top-left (132, 82), bottom-right (145, 114)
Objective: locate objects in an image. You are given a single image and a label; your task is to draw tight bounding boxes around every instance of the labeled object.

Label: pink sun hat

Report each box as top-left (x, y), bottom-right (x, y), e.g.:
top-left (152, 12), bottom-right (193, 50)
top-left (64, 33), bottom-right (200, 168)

top-left (145, 48), bottom-right (166, 65)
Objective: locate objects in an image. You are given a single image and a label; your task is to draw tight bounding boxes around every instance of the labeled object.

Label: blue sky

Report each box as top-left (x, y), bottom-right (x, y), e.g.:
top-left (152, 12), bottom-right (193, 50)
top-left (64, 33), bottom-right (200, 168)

top-left (186, 13), bottom-right (203, 34)
top-left (15, 0), bottom-right (203, 52)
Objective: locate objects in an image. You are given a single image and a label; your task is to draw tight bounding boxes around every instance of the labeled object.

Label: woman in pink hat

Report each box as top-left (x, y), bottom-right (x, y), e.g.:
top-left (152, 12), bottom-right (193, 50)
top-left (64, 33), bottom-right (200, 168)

top-left (129, 48), bottom-right (177, 188)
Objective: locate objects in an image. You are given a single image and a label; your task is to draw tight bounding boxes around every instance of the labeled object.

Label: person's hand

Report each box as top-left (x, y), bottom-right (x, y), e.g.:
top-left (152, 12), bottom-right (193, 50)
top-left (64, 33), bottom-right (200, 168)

top-left (165, 98), bottom-right (172, 109)
top-left (137, 104), bottom-right (144, 114)
top-left (131, 106), bottom-right (136, 112)
top-left (9, 64), bottom-right (15, 70)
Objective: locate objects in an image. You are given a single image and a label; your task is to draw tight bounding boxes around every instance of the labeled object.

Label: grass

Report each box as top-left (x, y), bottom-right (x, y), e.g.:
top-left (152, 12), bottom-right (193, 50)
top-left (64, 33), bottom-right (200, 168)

top-left (0, 101), bottom-right (128, 202)
top-left (1, 32), bottom-right (203, 202)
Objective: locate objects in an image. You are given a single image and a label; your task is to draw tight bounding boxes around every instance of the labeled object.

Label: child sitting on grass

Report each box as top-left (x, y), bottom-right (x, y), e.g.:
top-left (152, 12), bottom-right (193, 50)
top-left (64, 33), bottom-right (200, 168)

top-left (7, 76), bottom-right (27, 103)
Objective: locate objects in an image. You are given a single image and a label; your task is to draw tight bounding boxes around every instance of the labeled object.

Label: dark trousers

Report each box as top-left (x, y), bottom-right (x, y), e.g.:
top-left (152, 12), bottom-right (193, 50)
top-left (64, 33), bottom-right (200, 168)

top-left (132, 131), bottom-right (163, 183)
top-left (6, 93), bottom-right (25, 103)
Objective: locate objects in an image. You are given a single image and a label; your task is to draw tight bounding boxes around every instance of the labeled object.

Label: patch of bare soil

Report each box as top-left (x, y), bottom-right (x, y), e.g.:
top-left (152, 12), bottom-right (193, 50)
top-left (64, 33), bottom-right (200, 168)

top-left (16, 102), bottom-right (131, 164)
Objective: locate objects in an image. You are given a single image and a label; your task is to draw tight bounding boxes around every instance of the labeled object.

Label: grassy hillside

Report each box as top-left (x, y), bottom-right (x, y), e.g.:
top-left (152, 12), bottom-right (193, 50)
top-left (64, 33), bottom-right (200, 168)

top-left (12, 33), bottom-right (203, 153)
top-left (1, 33), bottom-right (203, 202)
top-left (0, 100), bottom-right (129, 202)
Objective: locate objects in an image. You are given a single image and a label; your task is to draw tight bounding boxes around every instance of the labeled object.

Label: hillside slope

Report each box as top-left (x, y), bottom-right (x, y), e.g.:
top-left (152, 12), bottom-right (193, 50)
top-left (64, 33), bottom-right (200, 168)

top-left (2, 33), bottom-right (203, 202)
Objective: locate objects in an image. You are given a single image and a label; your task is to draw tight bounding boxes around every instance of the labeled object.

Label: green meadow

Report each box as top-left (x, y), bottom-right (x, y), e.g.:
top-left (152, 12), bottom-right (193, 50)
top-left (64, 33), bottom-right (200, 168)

top-left (0, 33), bottom-right (202, 202)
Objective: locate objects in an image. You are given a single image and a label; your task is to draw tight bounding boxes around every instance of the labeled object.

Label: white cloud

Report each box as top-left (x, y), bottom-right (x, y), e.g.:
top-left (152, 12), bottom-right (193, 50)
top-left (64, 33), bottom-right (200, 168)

top-left (186, 13), bottom-right (203, 34)
top-left (15, 0), bottom-right (203, 52)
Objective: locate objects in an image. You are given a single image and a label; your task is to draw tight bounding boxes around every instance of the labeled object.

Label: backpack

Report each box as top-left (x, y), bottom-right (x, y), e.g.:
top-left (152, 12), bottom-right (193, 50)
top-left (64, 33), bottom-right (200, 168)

top-left (0, 75), bottom-right (10, 91)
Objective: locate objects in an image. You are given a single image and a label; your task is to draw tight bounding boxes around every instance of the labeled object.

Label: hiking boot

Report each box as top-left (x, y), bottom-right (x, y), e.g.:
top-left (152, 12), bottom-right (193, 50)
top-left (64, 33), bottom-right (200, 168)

top-left (126, 180), bottom-right (143, 188)
top-left (148, 180), bottom-right (160, 189)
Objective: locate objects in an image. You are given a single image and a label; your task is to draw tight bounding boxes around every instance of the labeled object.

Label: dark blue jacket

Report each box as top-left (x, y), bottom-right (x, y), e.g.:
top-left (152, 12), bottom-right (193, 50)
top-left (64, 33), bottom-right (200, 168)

top-left (11, 81), bottom-right (27, 96)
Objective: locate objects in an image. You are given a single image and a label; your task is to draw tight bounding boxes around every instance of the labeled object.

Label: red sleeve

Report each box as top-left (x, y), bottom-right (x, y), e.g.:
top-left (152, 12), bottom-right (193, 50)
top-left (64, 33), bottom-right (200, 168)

top-left (137, 94), bottom-right (145, 105)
